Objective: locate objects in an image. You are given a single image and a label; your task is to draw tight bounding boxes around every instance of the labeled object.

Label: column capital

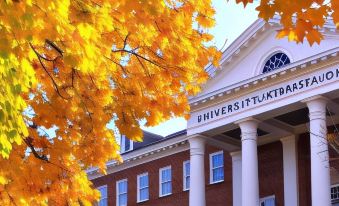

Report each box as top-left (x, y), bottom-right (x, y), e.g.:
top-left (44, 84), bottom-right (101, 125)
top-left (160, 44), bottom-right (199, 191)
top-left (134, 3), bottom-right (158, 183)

top-left (235, 117), bottom-right (260, 127)
top-left (235, 117), bottom-right (259, 141)
top-left (230, 151), bottom-right (242, 162)
top-left (301, 95), bottom-right (328, 104)
top-left (280, 135), bottom-right (298, 144)
top-left (302, 95), bottom-right (328, 121)
top-left (302, 95), bottom-right (328, 111)
top-left (188, 134), bottom-right (207, 145)
top-left (188, 135), bottom-right (206, 156)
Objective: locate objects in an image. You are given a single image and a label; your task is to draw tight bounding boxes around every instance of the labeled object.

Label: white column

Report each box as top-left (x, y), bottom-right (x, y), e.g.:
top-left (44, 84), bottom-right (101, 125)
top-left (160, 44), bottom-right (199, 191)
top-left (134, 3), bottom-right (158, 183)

top-left (189, 135), bottom-right (206, 206)
top-left (230, 151), bottom-right (242, 206)
top-left (236, 118), bottom-right (259, 206)
top-left (280, 135), bottom-right (299, 206)
top-left (304, 96), bottom-right (331, 206)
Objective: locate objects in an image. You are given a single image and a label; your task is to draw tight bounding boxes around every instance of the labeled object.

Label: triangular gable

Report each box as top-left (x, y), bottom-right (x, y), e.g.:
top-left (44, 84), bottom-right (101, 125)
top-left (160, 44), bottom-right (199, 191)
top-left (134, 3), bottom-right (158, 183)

top-left (192, 19), bottom-right (339, 103)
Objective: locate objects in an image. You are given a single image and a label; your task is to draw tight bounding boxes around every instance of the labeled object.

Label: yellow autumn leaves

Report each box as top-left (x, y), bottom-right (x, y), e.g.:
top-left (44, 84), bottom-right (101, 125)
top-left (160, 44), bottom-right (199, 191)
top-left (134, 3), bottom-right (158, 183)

top-left (254, 0), bottom-right (339, 45)
top-left (0, 57), bottom-right (35, 158)
top-left (0, 0), bottom-right (219, 205)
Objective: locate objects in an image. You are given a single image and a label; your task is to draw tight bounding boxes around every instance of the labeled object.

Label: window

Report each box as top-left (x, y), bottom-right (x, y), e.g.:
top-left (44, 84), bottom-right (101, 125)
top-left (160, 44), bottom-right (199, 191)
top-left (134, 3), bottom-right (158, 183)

top-left (262, 52), bottom-right (290, 73)
top-left (137, 173), bottom-right (149, 202)
top-left (116, 179), bottom-right (128, 206)
top-left (210, 151), bottom-right (224, 184)
top-left (331, 184), bottom-right (339, 204)
top-left (260, 195), bottom-right (275, 206)
top-left (120, 135), bottom-right (133, 153)
top-left (183, 160), bottom-right (190, 191)
top-left (159, 166), bottom-right (172, 197)
top-left (97, 185), bottom-right (107, 206)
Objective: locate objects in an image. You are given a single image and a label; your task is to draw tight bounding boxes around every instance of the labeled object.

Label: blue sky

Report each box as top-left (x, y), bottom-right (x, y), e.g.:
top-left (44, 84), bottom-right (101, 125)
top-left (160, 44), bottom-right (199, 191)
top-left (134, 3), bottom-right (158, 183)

top-left (141, 0), bottom-right (259, 136)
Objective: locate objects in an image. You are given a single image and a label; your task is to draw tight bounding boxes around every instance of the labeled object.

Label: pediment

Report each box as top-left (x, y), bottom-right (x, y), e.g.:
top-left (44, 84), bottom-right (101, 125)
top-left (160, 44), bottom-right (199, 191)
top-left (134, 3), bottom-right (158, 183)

top-left (192, 19), bottom-right (339, 103)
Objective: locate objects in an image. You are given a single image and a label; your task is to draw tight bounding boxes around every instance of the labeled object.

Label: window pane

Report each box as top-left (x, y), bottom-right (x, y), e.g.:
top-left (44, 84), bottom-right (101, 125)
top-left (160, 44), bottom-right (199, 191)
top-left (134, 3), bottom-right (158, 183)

top-left (140, 175), bottom-right (148, 188)
top-left (161, 182), bottom-right (172, 195)
top-left (119, 193), bottom-right (127, 206)
top-left (99, 187), bottom-right (107, 198)
top-left (332, 186), bottom-right (339, 201)
top-left (185, 162), bottom-right (190, 176)
top-left (264, 197), bottom-right (275, 206)
top-left (212, 154), bottom-right (223, 168)
top-left (118, 181), bottom-right (127, 193)
top-left (213, 167), bottom-right (224, 182)
top-left (140, 188), bottom-right (149, 201)
top-left (263, 53), bottom-right (290, 73)
top-left (162, 168), bottom-right (171, 182)
top-left (125, 138), bottom-right (130, 151)
top-left (186, 176), bottom-right (190, 189)
top-left (98, 198), bottom-right (107, 206)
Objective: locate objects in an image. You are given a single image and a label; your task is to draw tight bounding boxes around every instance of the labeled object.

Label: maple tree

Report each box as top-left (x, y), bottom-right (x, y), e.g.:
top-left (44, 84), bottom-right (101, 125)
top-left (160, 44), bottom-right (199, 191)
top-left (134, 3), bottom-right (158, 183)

top-left (237, 0), bottom-right (339, 45)
top-left (0, 0), bottom-right (220, 205)
top-left (0, 0), bottom-right (338, 205)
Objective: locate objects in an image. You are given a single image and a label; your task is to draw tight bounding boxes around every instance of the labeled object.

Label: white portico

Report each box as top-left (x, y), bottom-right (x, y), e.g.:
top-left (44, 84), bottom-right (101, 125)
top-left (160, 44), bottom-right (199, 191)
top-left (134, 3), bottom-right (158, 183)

top-left (187, 18), bottom-right (339, 206)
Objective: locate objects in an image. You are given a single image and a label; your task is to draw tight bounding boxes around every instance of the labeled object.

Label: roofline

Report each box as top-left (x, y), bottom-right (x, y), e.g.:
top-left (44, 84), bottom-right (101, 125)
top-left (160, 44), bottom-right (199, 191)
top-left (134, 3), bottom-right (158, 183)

top-left (190, 47), bottom-right (339, 106)
top-left (142, 130), bottom-right (163, 139)
top-left (121, 129), bottom-right (187, 155)
top-left (202, 16), bottom-right (337, 91)
top-left (87, 131), bottom-right (189, 179)
top-left (204, 18), bottom-right (266, 76)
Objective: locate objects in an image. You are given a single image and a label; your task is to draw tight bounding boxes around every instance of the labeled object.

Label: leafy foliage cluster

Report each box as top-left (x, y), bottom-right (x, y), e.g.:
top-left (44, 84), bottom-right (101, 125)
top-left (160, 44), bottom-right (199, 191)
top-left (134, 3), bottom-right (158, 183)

top-left (242, 0), bottom-right (339, 45)
top-left (0, 0), bottom-right (219, 205)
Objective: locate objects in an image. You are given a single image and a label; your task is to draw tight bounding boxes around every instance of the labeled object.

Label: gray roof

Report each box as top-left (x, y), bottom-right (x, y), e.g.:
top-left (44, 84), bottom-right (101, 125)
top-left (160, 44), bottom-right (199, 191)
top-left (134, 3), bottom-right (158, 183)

top-left (123, 129), bottom-right (187, 154)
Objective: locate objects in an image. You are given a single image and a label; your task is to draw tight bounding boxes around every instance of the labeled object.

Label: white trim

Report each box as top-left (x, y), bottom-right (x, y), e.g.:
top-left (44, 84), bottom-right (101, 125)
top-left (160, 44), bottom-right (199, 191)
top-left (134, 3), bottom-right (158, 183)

top-left (188, 57), bottom-right (339, 135)
top-left (97, 185), bottom-right (108, 206)
top-left (183, 160), bottom-right (190, 191)
top-left (116, 179), bottom-right (128, 206)
top-left (189, 48), bottom-right (339, 105)
top-left (255, 47), bottom-right (294, 76)
top-left (259, 195), bottom-right (276, 205)
top-left (87, 135), bottom-right (188, 180)
top-left (209, 150), bottom-right (224, 184)
top-left (159, 165), bottom-right (172, 197)
top-left (137, 173), bottom-right (149, 203)
top-left (121, 135), bottom-right (133, 153)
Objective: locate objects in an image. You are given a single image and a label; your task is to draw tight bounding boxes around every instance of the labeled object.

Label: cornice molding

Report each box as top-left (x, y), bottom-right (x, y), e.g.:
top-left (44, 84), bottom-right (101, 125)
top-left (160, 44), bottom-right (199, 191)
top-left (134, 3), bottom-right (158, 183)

top-left (190, 48), bottom-right (339, 109)
top-left (87, 134), bottom-right (189, 180)
top-left (199, 17), bottom-right (338, 103)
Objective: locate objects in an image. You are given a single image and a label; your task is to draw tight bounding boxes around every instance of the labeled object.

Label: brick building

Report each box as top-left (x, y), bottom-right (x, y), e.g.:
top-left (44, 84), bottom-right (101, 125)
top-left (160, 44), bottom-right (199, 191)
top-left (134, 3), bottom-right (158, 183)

top-left (88, 18), bottom-right (339, 206)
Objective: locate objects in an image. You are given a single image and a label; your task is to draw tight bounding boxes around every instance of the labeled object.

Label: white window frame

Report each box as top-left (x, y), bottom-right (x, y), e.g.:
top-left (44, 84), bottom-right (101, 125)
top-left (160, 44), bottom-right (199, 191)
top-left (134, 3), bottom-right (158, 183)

top-left (209, 150), bottom-right (224, 184)
top-left (159, 165), bottom-right (172, 197)
top-left (331, 184), bottom-right (339, 203)
top-left (259, 195), bottom-right (275, 206)
top-left (183, 160), bottom-right (190, 191)
top-left (137, 173), bottom-right (149, 203)
top-left (116, 179), bottom-right (128, 206)
top-left (120, 135), bottom-right (133, 153)
top-left (97, 185), bottom-right (108, 206)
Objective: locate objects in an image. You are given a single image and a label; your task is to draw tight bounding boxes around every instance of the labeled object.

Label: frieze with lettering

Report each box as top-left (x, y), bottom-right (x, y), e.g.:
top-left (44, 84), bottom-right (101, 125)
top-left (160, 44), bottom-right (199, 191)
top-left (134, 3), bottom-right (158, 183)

top-left (197, 66), bottom-right (339, 124)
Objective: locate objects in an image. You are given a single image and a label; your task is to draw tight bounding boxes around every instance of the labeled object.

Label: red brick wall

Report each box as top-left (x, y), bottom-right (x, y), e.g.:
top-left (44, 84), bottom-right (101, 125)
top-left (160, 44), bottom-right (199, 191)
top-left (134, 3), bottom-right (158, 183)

top-left (298, 133), bottom-right (311, 206)
top-left (92, 141), bottom-right (286, 206)
top-left (92, 145), bottom-right (232, 206)
top-left (258, 141), bottom-right (284, 206)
